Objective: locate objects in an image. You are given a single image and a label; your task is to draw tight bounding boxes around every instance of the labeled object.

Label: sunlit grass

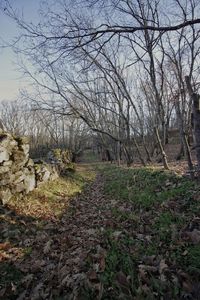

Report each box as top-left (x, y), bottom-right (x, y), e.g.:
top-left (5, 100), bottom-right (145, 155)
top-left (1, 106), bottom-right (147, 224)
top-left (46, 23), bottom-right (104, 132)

top-left (6, 164), bottom-right (96, 220)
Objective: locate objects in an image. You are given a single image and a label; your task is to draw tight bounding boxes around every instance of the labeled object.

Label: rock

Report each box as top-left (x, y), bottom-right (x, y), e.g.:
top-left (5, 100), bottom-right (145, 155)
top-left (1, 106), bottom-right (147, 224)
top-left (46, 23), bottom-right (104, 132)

top-left (24, 171), bottom-right (36, 193)
top-left (26, 158), bottom-right (34, 167)
top-left (0, 172), bottom-right (14, 185)
top-left (13, 171), bottom-right (25, 184)
top-left (21, 144), bottom-right (30, 156)
top-left (0, 131), bottom-right (59, 202)
top-left (11, 149), bottom-right (29, 167)
top-left (0, 188), bottom-right (12, 205)
top-left (0, 165), bottom-right (10, 174)
top-left (0, 133), bottom-right (11, 145)
top-left (0, 133), bottom-right (17, 152)
top-left (15, 136), bottom-right (29, 146)
top-left (34, 162), bottom-right (52, 183)
top-left (3, 160), bottom-right (13, 167)
top-left (0, 148), bottom-right (9, 163)
top-left (49, 167), bottom-right (59, 180)
top-left (15, 182), bottom-right (26, 193)
top-left (47, 149), bottom-right (74, 174)
top-left (42, 168), bottom-right (51, 182)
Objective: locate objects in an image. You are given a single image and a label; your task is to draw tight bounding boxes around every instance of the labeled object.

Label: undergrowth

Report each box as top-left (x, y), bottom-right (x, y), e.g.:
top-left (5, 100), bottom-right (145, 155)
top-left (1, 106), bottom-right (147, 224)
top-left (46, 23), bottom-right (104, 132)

top-left (1, 163), bottom-right (200, 299)
top-left (0, 164), bottom-right (96, 298)
top-left (97, 164), bottom-right (200, 299)
top-left (5, 164), bottom-right (95, 220)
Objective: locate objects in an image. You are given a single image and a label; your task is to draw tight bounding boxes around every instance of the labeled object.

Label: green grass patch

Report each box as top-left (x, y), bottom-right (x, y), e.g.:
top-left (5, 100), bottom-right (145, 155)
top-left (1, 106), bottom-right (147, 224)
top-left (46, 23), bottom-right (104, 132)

top-left (100, 165), bottom-right (195, 209)
top-left (98, 164), bottom-right (200, 299)
top-left (6, 164), bottom-right (96, 220)
top-left (101, 229), bottom-right (138, 298)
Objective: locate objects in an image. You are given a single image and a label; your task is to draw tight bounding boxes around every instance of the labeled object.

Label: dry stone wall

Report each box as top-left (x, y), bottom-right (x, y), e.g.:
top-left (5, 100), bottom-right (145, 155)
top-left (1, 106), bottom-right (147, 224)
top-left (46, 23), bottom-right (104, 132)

top-left (47, 149), bottom-right (75, 174)
top-left (0, 130), bottom-right (58, 205)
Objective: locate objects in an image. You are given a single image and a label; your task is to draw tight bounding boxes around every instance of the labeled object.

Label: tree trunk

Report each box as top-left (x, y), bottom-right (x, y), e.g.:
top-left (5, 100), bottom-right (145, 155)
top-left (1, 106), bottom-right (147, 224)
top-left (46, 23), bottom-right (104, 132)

top-left (192, 96), bottom-right (200, 178)
top-left (185, 76), bottom-right (200, 179)
top-left (106, 149), bottom-right (113, 163)
top-left (175, 99), bottom-right (194, 178)
top-left (142, 136), bottom-right (152, 162)
top-left (176, 143), bottom-right (184, 161)
top-left (133, 136), bottom-right (146, 166)
top-left (123, 146), bottom-right (133, 167)
top-left (154, 127), bottom-right (169, 170)
top-left (116, 141), bottom-right (121, 166)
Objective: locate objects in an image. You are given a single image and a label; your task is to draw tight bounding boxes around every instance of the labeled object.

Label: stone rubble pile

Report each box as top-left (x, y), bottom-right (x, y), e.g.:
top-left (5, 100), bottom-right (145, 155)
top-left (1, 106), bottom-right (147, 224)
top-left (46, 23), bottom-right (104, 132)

top-left (47, 148), bottom-right (75, 174)
top-left (0, 130), bottom-right (58, 205)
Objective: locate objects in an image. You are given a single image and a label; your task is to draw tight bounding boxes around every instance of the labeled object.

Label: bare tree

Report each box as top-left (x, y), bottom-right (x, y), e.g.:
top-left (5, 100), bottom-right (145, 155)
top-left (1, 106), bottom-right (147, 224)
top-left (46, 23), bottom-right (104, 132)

top-left (1, 0), bottom-right (200, 170)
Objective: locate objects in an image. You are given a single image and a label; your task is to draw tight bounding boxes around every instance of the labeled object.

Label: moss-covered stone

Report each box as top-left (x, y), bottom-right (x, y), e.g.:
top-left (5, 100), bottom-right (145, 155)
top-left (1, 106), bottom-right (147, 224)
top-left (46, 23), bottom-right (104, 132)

top-left (48, 148), bottom-right (73, 175)
top-left (0, 131), bottom-right (59, 204)
top-left (0, 187), bottom-right (12, 205)
top-left (15, 136), bottom-right (29, 146)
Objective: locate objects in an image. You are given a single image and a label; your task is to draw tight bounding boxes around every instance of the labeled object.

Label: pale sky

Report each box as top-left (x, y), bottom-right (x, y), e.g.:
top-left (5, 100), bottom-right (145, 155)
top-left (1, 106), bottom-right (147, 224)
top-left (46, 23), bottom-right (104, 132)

top-left (0, 0), bottom-right (41, 101)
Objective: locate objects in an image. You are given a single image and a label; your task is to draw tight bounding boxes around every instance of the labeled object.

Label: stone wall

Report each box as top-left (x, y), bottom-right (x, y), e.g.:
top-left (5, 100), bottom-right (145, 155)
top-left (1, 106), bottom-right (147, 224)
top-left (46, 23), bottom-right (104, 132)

top-left (0, 131), bottom-right (58, 205)
top-left (47, 148), bottom-right (75, 174)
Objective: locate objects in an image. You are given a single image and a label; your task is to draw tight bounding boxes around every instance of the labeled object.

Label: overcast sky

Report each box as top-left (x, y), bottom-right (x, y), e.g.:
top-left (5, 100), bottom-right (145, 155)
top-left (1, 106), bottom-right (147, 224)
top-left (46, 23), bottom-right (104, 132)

top-left (0, 0), bottom-right (41, 101)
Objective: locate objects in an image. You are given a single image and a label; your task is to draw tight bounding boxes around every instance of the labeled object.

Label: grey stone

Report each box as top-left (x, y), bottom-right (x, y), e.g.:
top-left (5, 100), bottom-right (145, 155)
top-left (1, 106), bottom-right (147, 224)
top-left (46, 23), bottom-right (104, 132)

top-left (0, 134), bottom-right (17, 152)
top-left (0, 165), bottom-right (10, 174)
top-left (26, 158), bottom-right (34, 167)
top-left (0, 148), bottom-right (9, 163)
top-left (3, 160), bottom-right (13, 167)
top-left (0, 188), bottom-right (12, 205)
top-left (13, 171), bottom-right (25, 184)
top-left (21, 144), bottom-right (30, 156)
top-left (15, 182), bottom-right (26, 193)
top-left (24, 172), bottom-right (36, 193)
top-left (0, 131), bottom-right (59, 200)
top-left (42, 169), bottom-right (51, 182)
top-left (0, 178), bottom-right (11, 186)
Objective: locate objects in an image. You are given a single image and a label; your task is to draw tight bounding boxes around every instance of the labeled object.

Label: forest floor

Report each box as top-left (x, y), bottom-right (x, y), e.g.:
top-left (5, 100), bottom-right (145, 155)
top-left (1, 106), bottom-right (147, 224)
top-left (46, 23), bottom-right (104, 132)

top-left (1, 162), bottom-right (200, 299)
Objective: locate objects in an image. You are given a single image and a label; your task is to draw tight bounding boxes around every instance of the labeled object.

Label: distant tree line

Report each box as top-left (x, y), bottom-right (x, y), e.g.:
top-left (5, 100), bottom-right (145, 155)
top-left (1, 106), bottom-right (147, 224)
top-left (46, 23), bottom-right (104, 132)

top-left (0, 99), bottom-right (90, 161)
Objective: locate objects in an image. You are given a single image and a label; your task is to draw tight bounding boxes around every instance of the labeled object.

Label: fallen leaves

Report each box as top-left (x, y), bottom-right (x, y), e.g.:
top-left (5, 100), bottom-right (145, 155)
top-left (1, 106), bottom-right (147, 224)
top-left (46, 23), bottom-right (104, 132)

top-left (112, 230), bottom-right (122, 240)
top-left (88, 269), bottom-right (98, 281)
top-left (0, 241), bottom-right (11, 251)
top-left (139, 264), bottom-right (157, 274)
top-left (43, 240), bottom-right (52, 254)
top-left (99, 255), bottom-right (106, 273)
top-left (159, 259), bottom-right (168, 274)
top-left (1, 164), bottom-right (200, 299)
top-left (184, 229), bottom-right (200, 244)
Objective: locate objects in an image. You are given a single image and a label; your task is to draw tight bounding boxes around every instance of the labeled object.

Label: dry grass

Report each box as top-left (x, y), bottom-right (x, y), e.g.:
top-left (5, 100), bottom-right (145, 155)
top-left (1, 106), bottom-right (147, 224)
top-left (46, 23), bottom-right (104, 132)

top-left (5, 164), bottom-right (96, 220)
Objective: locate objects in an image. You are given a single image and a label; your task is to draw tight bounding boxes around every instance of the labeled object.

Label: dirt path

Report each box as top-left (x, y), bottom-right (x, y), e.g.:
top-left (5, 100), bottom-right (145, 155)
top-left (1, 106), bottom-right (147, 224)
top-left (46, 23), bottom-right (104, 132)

top-left (44, 173), bottom-right (110, 299)
top-left (1, 171), bottom-right (113, 299)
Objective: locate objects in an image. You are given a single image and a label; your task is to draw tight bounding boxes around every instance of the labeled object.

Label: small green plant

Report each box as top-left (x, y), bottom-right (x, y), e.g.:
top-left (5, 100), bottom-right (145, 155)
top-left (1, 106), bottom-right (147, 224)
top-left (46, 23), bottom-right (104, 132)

top-left (23, 247), bottom-right (32, 256)
top-left (98, 164), bottom-right (199, 299)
